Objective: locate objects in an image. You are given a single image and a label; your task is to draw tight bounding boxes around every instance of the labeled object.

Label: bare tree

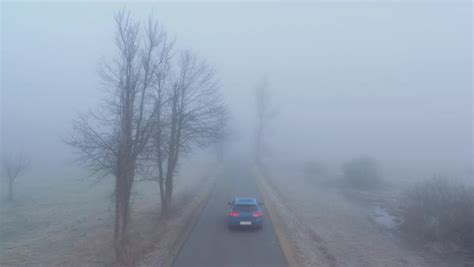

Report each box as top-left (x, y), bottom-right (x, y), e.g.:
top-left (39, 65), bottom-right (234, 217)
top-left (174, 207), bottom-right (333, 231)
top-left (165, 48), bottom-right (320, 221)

top-left (214, 125), bottom-right (232, 162)
top-left (254, 76), bottom-right (275, 165)
top-left (152, 50), bottom-right (228, 215)
top-left (67, 10), bottom-right (168, 261)
top-left (2, 153), bottom-right (31, 200)
top-left (148, 30), bottom-right (173, 216)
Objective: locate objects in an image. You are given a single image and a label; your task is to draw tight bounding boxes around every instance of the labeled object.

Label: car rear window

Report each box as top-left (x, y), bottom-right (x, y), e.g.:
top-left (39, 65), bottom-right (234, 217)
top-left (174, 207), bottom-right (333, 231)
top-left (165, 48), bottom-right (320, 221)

top-left (233, 204), bottom-right (257, 212)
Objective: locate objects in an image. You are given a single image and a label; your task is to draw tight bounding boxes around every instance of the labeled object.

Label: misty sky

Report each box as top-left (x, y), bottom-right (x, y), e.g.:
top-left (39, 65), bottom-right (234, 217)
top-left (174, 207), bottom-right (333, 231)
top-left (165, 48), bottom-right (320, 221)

top-left (1, 2), bottom-right (472, 180)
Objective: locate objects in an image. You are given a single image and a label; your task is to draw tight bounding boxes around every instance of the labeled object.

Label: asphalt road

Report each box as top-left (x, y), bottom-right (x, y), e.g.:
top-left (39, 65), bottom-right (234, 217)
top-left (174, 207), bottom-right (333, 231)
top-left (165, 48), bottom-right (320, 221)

top-left (173, 161), bottom-right (287, 267)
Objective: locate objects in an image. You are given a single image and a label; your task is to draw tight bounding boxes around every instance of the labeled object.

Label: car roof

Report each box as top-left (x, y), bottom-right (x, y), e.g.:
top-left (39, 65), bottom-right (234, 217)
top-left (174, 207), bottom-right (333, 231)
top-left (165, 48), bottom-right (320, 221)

top-left (233, 197), bottom-right (258, 205)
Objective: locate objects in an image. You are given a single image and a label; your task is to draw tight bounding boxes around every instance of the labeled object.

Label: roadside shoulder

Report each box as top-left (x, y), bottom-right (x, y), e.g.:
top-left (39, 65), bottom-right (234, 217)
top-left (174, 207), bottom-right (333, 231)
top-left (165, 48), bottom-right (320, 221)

top-left (139, 166), bottom-right (221, 267)
top-left (255, 166), bottom-right (302, 267)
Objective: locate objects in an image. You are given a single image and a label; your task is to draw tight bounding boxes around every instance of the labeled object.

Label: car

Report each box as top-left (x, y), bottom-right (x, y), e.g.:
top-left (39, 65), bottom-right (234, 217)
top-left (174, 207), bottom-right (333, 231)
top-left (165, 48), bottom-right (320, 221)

top-left (227, 197), bottom-right (263, 229)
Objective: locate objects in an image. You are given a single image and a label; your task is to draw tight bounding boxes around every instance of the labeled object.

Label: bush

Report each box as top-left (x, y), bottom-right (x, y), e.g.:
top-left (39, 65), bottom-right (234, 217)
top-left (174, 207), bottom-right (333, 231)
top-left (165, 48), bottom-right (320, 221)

top-left (303, 161), bottom-right (328, 178)
top-left (401, 178), bottom-right (474, 252)
top-left (341, 156), bottom-right (381, 189)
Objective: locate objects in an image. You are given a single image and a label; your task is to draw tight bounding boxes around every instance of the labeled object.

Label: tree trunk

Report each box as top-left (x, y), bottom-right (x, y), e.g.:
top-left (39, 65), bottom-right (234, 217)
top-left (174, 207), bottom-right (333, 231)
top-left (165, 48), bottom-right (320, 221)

top-left (165, 152), bottom-right (179, 208)
top-left (8, 177), bottom-right (13, 201)
top-left (159, 178), bottom-right (168, 216)
top-left (164, 154), bottom-right (174, 209)
top-left (114, 167), bottom-right (133, 263)
top-left (165, 177), bottom-right (173, 207)
top-left (255, 119), bottom-right (263, 165)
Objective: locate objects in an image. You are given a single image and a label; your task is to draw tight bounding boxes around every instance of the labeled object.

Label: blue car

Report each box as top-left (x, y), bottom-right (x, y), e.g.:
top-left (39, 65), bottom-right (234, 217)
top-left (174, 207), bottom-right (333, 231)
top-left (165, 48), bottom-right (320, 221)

top-left (227, 197), bottom-right (263, 229)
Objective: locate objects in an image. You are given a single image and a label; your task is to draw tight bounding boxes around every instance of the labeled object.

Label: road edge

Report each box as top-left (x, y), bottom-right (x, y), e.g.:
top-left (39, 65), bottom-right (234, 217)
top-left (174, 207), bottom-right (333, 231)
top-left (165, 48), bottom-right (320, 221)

top-left (255, 165), bottom-right (300, 267)
top-left (164, 166), bottom-right (220, 267)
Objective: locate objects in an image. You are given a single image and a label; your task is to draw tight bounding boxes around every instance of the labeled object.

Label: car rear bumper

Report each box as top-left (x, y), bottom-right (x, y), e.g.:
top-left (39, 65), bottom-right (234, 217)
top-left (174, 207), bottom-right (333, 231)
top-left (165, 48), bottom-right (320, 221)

top-left (228, 217), bottom-right (263, 227)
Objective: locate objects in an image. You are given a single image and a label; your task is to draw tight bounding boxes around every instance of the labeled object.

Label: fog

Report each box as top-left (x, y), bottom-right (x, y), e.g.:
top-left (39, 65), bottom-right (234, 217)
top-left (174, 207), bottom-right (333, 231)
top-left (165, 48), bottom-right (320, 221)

top-left (1, 2), bottom-right (473, 265)
top-left (2, 2), bottom-right (471, 182)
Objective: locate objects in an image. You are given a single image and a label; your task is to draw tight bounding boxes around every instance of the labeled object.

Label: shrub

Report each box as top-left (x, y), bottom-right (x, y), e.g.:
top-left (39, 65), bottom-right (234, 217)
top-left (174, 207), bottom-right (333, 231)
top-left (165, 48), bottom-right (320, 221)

top-left (303, 160), bottom-right (328, 178)
top-left (341, 156), bottom-right (381, 189)
top-left (401, 178), bottom-right (474, 252)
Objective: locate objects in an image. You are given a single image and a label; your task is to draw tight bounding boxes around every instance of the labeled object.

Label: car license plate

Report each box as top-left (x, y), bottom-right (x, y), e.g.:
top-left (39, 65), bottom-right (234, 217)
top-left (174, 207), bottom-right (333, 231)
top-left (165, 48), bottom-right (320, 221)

top-left (240, 221), bottom-right (251, 225)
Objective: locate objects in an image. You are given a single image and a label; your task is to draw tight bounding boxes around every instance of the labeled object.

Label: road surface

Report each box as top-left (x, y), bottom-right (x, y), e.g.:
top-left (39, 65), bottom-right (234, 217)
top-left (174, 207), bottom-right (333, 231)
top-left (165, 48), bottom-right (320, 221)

top-left (173, 161), bottom-right (287, 267)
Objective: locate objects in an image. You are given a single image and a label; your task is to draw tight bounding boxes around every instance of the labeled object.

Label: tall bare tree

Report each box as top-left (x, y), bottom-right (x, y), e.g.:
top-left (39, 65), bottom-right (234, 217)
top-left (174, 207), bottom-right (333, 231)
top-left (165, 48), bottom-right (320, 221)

top-left (2, 153), bottom-right (31, 200)
top-left (254, 77), bottom-right (275, 165)
top-left (214, 125), bottom-right (232, 162)
top-left (152, 50), bottom-right (228, 215)
top-left (148, 32), bottom-right (173, 216)
top-left (68, 10), bottom-right (169, 261)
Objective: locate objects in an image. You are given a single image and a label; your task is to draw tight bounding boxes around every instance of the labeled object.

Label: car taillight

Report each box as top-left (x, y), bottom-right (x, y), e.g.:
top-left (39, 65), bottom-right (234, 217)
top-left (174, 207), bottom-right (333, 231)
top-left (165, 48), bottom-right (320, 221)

top-left (252, 211), bottom-right (263, 217)
top-left (229, 211), bottom-right (240, 217)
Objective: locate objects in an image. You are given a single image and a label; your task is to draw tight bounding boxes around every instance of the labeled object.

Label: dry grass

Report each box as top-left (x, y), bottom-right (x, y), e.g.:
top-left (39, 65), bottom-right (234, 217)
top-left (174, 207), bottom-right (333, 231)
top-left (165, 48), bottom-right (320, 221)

top-left (401, 178), bottom-right (474, 255)
top-left (259, 165), bottom-right (441, 267)
top-left (0, 159), bottom-right (216, 266)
